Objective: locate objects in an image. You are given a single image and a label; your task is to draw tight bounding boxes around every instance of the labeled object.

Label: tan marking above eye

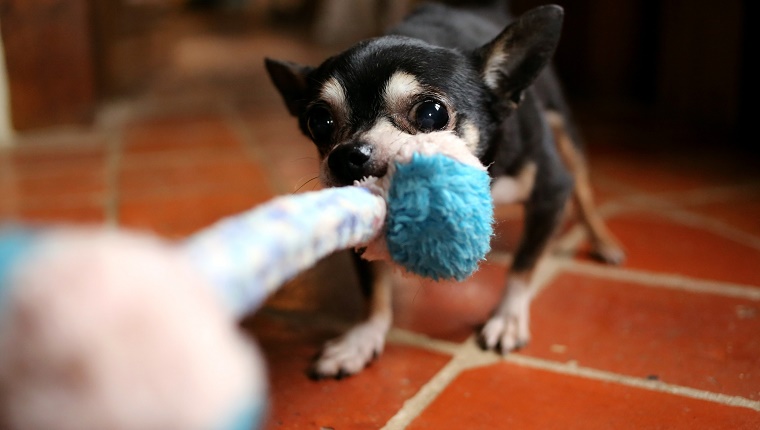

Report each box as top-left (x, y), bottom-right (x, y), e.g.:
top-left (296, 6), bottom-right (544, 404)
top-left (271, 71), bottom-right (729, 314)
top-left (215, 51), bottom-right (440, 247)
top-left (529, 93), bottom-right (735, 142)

top-left (383, 71), bottom-right (424, 113)
top-left (382, 71), bottom-right (460, 134)
top-left (319, 76), bottom-right (350, 121)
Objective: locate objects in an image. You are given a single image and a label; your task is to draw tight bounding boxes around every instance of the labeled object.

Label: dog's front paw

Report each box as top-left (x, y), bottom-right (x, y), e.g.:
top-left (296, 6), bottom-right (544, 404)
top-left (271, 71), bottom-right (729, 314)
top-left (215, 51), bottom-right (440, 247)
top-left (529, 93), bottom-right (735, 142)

top-left (310, 317), bottom-right (390, 379)
top-left (480, 275), bottom-right (532, 354)
top-left (479, 312), bottom-right (530, 354)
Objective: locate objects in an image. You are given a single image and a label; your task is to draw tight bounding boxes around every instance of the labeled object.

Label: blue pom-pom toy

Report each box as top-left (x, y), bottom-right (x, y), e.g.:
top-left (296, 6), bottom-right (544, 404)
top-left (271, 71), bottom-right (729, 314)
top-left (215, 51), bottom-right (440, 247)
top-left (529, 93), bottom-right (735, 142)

top-left (386, 153), bottom-right (493, 281)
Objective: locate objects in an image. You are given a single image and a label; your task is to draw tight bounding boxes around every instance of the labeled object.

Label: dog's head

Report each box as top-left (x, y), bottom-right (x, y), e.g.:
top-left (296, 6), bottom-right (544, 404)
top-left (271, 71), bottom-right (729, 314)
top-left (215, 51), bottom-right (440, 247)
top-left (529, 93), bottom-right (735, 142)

top-left (265, 5), bottom-right (563, 187)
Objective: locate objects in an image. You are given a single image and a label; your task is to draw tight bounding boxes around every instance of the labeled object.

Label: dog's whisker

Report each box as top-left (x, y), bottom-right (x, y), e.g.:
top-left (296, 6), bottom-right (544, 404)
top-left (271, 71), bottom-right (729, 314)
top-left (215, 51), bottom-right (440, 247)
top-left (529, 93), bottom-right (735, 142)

top-left (294, 176), bottom-right (320, 193)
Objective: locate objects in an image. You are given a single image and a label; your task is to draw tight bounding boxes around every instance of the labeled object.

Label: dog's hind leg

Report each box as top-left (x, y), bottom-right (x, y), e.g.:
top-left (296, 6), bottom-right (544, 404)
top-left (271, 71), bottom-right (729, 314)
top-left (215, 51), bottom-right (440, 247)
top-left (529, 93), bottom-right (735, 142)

top-left (310, 257), bottom-right (392, 379)
top-left (546, 111), bottom-right (626, 265)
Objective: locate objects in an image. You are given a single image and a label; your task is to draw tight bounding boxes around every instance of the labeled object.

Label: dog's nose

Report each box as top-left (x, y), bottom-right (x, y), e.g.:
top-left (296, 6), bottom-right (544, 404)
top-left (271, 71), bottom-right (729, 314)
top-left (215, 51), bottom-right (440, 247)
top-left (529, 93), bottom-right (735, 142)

top-left (327, 142), bottom-right (379, 185)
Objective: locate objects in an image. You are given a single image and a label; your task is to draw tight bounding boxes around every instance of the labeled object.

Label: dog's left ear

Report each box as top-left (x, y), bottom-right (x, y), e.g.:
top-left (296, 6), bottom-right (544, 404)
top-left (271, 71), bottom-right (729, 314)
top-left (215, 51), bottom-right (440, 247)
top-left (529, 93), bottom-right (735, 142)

top-left (474, 5), bottom-right (563, 105)
top-left (264, 58), bottom-right (315, 116)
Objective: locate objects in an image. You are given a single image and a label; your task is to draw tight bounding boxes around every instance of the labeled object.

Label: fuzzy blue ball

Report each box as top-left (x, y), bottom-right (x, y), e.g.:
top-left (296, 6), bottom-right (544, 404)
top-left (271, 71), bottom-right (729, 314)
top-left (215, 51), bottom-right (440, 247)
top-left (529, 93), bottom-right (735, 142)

top-left (385, 153), bottom-right (494, 281)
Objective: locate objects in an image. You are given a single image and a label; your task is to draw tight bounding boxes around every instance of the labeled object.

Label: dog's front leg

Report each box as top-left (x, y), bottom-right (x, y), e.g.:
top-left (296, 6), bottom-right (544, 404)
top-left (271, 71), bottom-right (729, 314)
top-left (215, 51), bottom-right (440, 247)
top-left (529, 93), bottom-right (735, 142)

top-left (311, 256), bottom-right (392, 378)
top-left (481, 180), bottom-right (571, 353)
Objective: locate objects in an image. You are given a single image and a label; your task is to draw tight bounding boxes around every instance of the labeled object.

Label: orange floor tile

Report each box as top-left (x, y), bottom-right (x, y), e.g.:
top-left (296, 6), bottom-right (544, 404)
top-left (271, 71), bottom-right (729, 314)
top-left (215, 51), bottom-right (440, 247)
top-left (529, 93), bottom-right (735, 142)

top-left (408, 363), bottom-right (760, 430)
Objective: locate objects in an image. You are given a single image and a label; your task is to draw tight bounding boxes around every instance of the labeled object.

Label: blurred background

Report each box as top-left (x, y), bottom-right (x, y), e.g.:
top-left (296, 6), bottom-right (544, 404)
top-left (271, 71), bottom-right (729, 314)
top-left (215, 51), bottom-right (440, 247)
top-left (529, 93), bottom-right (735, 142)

top-left (0, 0), bottom-right (754, 153)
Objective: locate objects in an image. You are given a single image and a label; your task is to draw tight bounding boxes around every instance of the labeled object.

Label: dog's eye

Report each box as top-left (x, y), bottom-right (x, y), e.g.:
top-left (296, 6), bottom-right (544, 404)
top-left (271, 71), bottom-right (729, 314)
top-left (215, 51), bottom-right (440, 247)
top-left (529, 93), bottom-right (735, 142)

top-left (307, 106), bottom-right (335, 144)
top-left (413, 100), bottom-right (449, 132)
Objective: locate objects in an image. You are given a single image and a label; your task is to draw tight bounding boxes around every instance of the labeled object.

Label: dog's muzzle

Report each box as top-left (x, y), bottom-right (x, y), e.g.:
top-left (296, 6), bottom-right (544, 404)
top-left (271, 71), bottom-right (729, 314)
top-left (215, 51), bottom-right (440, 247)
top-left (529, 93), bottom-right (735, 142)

top-left (327, 141), bottom-right (387, 185)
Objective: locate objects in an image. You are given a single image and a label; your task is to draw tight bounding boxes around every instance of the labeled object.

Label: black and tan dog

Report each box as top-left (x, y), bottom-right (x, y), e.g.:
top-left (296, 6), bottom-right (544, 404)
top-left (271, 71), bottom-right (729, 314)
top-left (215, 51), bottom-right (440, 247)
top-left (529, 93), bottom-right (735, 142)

top-left (265, 0), bottom-right (624, 378)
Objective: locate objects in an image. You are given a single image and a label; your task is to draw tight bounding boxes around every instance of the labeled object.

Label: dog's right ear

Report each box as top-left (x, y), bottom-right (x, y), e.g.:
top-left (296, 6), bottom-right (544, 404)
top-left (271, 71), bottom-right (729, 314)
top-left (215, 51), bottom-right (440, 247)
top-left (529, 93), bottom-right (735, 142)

top-left (264, 58), bottom-right (315, 116)
top-left (474, 5), bottom-right (564, 107)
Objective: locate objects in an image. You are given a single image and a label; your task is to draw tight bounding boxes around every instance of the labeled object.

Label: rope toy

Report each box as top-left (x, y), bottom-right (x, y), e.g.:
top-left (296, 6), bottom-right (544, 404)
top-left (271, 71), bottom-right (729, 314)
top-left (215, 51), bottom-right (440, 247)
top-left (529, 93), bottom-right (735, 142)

top-left (0, 132), bottom-right (493, 430)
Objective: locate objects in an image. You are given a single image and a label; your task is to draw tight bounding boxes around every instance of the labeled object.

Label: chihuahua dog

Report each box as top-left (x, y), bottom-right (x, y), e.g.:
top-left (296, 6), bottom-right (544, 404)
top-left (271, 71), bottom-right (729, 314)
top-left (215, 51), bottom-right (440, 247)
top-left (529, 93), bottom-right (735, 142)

top-left (265, 0), bottom-right (625, 378)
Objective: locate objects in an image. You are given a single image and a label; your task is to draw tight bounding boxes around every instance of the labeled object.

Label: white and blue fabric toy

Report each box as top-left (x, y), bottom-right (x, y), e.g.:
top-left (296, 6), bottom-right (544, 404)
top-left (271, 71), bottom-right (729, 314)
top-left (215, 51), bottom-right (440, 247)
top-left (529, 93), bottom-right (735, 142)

top-left (0, 132), bottom-right (493, 430)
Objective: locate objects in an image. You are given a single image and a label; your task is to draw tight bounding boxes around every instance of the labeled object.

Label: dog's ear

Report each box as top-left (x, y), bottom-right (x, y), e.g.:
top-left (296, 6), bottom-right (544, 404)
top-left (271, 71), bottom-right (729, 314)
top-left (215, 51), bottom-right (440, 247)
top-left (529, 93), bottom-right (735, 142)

top-left (264, 58), bottom-right (315, 116)
top-left (474, 5), bottom-right (563, 105)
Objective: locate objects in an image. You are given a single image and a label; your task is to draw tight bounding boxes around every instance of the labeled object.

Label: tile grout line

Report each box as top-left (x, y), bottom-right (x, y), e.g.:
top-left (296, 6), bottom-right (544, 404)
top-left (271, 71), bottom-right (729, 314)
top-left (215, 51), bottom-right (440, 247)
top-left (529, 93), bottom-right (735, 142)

top-left (589, 168), bottom-right (760, 208)
top-left (502, 353), bottom-right (760, 412)
top-left (386, 330), bottom-right (760, 427)
top-left (381, 256), bottom-right (566, 429)
top-left (605, 188), bottom-right (760, 251)
top-left (488, 250), bottom-right (760, 301)
top-left (380, 342), bottom-right (500, 430)
top-left (656, 200), bottom-right (757, 251)
top-left (559, 259), bottom-right (760, 300)
top-left (655, 205), bottom-right (760, 251)
top-left (620, 181), bottom-right (760, 208)
top-left (567, 174), bottom-right (760, 251)
top-left (551, 193), bottom-right (760, 299)
top-left (586, 171), bottom-right (643, 198)
top-left (386, 328), bottom-right (462, 356)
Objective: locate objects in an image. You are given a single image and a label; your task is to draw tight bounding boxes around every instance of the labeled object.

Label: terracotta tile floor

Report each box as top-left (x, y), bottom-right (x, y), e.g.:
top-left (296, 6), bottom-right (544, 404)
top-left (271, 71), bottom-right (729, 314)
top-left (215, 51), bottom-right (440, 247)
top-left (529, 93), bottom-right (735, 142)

top-left (2, 23), bottom-right (760, 429)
